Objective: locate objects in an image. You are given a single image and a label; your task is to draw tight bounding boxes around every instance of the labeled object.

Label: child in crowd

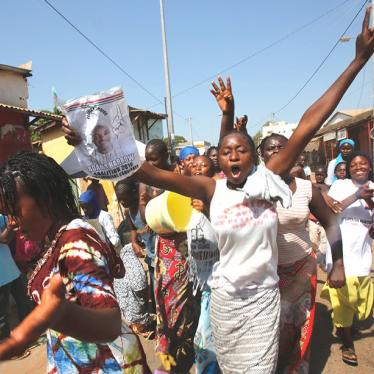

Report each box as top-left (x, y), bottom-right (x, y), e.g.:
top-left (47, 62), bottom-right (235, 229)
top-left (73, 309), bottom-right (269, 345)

top-left (334, 161), bottom-right (347, 181)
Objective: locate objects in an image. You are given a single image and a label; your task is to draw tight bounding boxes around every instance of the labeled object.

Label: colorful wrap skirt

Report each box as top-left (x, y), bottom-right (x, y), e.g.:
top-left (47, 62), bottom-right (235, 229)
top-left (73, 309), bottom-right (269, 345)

top-left (155, 234), bottom-right (200, 372)
top-left (277, 252), bottom-right (317, 374)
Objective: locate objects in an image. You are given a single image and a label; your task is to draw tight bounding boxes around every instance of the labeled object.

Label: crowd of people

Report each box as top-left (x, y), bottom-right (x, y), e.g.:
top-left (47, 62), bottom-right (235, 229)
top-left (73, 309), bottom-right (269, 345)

top-left (0, 8), bottom-right (374, 374)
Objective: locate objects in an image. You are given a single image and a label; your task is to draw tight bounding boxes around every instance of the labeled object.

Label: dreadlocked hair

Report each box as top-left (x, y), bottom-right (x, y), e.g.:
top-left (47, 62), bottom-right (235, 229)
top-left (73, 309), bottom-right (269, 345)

top-left (218, 130), bottom-right (258, 165)
top-left (0, 151), bottom-right (80, 221)
top-left (256, 133), bottom-right (289, 157)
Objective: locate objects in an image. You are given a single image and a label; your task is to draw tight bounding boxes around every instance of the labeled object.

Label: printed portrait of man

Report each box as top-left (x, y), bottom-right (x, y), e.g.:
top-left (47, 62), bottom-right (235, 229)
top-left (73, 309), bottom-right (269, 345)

top-left (91, 124), bottom-right (113, 154)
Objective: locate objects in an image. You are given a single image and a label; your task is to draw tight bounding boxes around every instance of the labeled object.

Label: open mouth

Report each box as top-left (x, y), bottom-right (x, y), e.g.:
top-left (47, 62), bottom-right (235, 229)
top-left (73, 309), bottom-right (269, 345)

top-left (231, 165), bottom-right (241, 177)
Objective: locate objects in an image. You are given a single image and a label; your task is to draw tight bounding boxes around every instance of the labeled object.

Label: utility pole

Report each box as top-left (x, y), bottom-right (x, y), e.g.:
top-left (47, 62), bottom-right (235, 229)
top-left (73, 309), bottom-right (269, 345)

top-left (187, 117), bottom-right (194, 145)
top-left (159, 0), bottom-right (175, 155)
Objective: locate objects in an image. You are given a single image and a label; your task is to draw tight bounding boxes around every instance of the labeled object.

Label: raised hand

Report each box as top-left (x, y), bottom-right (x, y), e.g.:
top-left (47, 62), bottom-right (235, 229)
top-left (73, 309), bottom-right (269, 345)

top-left (234, 115), bottom-right (248, 133)
top-left (210, 76), bottom-right (234, 114)
top-left (356, 7), bottom-right (374, 62)
top-left (61, 117), bottom-right (82, 146)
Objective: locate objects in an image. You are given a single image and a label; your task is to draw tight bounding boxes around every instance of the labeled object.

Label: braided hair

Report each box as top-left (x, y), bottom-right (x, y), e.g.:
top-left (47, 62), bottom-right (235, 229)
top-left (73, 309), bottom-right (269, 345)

top-left (0, 151), bottom-right (80, 221)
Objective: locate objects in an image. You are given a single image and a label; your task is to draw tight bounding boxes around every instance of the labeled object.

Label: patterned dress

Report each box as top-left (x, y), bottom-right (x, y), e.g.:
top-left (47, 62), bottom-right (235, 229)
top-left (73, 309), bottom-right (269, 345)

top-left (155, 234), bottom-right (200, 373)
top-left (29, 219), bottom-right (150, 374)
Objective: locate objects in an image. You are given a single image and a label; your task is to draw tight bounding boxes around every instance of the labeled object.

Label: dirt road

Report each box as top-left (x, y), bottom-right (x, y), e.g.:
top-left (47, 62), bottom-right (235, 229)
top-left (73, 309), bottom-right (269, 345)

top-left (1, 267), bottom-right (373, 374)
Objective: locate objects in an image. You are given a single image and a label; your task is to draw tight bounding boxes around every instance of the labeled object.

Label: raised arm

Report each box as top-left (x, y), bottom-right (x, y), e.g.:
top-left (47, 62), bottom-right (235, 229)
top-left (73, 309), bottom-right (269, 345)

top-left (210, 76), bottom-right (235, 140)
top-left (267, 7), bottom-right (374, 176)
top-left (134, 162), bottom-right (216, 204)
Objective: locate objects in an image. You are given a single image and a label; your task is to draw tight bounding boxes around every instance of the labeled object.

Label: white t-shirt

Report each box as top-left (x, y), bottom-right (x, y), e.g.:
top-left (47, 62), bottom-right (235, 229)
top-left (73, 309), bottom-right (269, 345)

top-left (328, 179), bottom-right (373, 276)
top-left (209, 165), bottom-right (292, 294)
top-left (326, 158), bottom-right (337, 185)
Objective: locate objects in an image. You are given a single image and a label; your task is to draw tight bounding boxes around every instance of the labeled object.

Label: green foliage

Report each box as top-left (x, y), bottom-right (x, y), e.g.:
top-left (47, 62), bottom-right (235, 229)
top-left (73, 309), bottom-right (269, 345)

top-left (30, 107), bottom-right (62, 143)
top-left (163, 135), bottom-right (187, 144)
top-left (252, 130), bottom-right (262, 148)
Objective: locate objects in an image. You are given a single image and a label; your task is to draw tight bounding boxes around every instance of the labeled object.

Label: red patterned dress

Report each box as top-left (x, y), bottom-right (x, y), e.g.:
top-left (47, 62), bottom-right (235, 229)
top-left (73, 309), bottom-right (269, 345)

top-left (154, 234), bottom-right (200, 372)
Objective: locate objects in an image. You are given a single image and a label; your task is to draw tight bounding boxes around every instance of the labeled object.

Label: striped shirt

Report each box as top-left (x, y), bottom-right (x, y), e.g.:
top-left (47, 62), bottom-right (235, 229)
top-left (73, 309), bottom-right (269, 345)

top-left (276, 178), bottom-right (313, 265)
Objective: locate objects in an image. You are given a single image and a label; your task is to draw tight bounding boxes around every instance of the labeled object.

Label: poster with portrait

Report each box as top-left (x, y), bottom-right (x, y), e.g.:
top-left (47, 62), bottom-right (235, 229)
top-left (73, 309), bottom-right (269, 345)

top-left (63, 87), bottom-right (141, 181)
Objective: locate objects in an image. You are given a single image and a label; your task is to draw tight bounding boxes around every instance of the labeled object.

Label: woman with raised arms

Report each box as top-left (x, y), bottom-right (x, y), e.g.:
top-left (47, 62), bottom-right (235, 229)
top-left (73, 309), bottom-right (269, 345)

top-left (62, 9), bottom-right (374, 373)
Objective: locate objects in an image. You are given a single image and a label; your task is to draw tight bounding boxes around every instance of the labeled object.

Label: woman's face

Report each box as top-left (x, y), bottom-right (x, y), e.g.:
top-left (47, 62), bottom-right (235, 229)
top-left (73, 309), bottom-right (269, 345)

top-left (182, 154), bottom-right (196, 175)
top-left (208, 149), bottom-right (219, 168)
top-left (262, 137), bottom-right (286, 164)
top-left (192, 156), bottom-right (213, 177)
top-left (93, 126), bottom-right (112, 154)
top-left (334, 163), bottom-right (346, 180)
top-left (6, 181), bottom-right (53, 242)
top-left (340, 143), bottom-right (353, 159)
top-left (219, 133), bottom-right (254, 187)
top-left (349, 156), bottom-right (371, 184)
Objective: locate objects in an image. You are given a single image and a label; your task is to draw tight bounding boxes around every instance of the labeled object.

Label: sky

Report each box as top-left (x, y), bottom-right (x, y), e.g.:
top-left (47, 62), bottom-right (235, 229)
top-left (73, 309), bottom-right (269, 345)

top-left (2, 0), bottom-right (373, 145)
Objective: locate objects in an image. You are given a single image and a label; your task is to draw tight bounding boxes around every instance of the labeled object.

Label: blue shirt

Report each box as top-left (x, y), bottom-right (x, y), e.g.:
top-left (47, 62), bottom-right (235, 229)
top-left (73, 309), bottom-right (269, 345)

top-left (0, 215), bottom-right (20, 286)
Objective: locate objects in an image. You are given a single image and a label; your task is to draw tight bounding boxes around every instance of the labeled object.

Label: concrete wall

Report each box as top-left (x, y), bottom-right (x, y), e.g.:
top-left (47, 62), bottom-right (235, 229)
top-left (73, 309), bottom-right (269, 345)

top-left (0, 71), bottom-right (29, 108)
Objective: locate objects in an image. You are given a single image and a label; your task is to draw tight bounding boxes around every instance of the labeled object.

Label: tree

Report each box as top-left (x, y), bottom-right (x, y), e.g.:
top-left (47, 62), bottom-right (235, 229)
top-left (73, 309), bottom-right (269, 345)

top-left (31, 107), bottom-right (62, 142)
top-left (252, 130), bottom-right (262, 149)
top-left (163, 135), bottom-right (187, 145)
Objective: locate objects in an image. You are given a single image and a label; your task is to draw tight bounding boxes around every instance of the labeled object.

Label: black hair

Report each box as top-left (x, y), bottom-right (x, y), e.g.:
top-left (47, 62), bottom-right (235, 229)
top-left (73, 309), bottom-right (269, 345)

top-left (206, 146), bottom-right (218, 157)
top-left (346, 151), bottom-right (373, 180)
top-left (218, 130), bottom-right (258, 165)
top-left (256, 133), bottom-right (288, 157)
top-left (115, 179), bottom-right (139, 195)
top-left (0, 151), bottom-right (79, 221)
top-left (146, 138), bottom-right (168, 155)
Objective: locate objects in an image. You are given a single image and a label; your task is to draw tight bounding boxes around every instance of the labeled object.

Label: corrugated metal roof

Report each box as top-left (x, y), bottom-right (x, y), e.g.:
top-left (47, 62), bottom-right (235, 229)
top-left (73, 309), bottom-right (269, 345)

top-left (0, 103), bottom-right (63, 121)
top-left (0, 64), bottom-right (32, 77)
top-left (316, 109), bottom-right (372, 136)
top-left (129, 106), bottom-right (167, 120)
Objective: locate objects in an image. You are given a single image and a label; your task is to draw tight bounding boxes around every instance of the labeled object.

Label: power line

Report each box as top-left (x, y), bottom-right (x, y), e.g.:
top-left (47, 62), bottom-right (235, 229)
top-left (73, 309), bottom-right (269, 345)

top-left (250, 0), bottom-right (368, 134)
top-left (42, 0), bottom-right (163, 105)
top-left (273, 0), bottom-right (368, 115)
top-left (147, 0), bottom-right (353, 111)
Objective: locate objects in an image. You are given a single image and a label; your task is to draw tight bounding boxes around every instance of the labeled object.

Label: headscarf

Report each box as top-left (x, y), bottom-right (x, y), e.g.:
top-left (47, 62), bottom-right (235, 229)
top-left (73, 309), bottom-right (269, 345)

top-left (332, 138), bottom-right (355, 182)
top-left (79, 190), bottom-right (100, 219)
top-left (179, 146), bottom-right (199, 161)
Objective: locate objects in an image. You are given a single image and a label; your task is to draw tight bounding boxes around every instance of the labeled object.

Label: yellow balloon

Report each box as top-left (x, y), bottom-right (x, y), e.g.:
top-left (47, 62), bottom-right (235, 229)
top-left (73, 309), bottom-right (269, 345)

top-left (145, 191), bottom-right (194, 234)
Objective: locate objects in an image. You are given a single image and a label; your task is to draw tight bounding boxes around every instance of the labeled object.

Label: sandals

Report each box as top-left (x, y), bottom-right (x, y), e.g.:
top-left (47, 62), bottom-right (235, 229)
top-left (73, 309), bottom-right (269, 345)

top-left (341, 346), bottom-right (358, 366)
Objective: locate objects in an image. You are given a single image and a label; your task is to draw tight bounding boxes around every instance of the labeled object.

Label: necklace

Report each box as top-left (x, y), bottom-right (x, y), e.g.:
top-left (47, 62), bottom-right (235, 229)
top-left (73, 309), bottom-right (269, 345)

top-left (27, 225), bottom-right (67, 297)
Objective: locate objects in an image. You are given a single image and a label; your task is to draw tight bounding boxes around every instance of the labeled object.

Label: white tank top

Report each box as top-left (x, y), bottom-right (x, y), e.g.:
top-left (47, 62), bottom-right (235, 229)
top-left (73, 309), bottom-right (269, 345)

top-left (209, 165), bottom-right (292, 294)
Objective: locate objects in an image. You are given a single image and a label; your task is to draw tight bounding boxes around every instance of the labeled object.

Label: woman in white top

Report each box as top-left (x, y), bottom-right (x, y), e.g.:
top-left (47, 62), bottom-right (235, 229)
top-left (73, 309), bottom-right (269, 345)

top-left (322, 151), bottom-right (374, 366)
top-left (258, 133), bottom-right (343, 373)
top-left (64, 11), bottom-right (374, 372)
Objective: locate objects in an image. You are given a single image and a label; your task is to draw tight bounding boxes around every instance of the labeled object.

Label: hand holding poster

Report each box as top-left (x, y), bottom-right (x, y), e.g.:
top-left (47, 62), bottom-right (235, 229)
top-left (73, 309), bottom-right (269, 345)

top-left (63, 87), bottom-right (141, 180)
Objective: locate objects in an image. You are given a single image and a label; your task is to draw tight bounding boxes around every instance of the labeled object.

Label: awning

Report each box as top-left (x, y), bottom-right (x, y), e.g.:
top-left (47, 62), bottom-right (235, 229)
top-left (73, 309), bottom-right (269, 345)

top-left (60, 140), bottom-right (146, 178)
